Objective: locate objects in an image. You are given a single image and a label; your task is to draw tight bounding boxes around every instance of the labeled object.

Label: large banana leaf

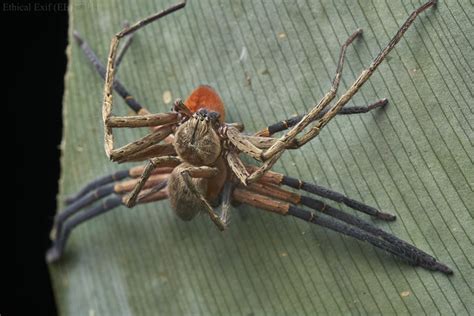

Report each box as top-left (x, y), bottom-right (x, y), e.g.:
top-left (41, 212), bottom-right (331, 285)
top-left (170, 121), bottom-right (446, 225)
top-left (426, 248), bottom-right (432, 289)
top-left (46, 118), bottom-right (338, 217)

top-left (50, 0), bottom-right (473, 314)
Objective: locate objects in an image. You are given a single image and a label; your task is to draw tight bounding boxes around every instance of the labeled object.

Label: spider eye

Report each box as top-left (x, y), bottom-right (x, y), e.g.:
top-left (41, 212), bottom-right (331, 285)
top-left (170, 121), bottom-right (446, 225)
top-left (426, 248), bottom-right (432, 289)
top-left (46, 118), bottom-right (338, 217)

top-left (197, 108), bottom-right (208, 116)
top-left (208, 111), bottom-right (220, 122)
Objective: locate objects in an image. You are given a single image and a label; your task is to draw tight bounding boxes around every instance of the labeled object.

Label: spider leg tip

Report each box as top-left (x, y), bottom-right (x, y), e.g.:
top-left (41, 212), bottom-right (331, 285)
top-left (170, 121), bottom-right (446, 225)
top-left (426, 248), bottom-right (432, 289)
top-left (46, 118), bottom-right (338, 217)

top-left (435, 262), bottom-right (453, 275)
top-left (124, 196), bottom-right (135, 208)
top-left (377, 212), bottom-right (397, 221)
top-left (425, 0), bottom-right (438, 10)
top-left (368, 98), bottom-right (389, 110)
top-left (444, 268), bottom-right (454, 275)
top-left (72, 30), bottom-right (83, 44)
top-left (64, 196), bottom-right (75, 205)
top-left (49, 228), bottom-right (57, 241)
top-left (45, 246), bottom-right (61, 264)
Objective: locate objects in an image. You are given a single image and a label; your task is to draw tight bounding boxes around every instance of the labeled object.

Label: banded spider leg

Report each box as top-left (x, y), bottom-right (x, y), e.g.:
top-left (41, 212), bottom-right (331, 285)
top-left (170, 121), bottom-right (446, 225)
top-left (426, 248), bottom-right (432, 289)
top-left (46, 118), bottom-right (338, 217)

top-left (47, 162), bottom-right (452, 274)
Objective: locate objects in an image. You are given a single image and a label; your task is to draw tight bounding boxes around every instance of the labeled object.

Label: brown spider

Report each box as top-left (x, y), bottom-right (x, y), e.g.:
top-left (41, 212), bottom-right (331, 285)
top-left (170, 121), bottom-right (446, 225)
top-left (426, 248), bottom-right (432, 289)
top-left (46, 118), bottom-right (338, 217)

top-left (47, 0), bottom-right (452, 275)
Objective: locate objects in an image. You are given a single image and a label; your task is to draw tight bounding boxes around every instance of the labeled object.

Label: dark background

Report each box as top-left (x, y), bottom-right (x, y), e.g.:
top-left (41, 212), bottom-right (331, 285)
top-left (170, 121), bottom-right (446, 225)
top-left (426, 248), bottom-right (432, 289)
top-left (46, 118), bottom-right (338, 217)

top-left (6, 1), bottom-right (68, 315)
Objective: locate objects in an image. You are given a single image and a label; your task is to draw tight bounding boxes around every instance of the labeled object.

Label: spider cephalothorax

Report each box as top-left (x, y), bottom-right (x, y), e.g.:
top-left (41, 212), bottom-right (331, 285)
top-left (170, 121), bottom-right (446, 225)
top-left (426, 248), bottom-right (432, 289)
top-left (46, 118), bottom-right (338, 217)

top-left (173, 108), bottom-right (223, 166)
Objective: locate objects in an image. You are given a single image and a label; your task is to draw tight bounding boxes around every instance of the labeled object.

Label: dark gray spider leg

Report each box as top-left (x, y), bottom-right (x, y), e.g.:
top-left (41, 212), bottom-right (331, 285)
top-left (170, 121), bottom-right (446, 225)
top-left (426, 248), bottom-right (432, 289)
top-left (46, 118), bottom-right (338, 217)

top-left (65, 165), bottom-right (173, 204)
top-left (252, 167), bottom-right (395, 220)
top-left (287, 204), bottom-right (452, 275)
top-left (53, 172), bottom-right (169, 244)
top-left (245, 182), bottom-right (449, 271)
top-left (281, 175), bottom-right (395, 221)
top-left (46, 195), bottom-right (123, 263)
top-left (73, 30), bottom-right (145, 114)
top-left (297, 196), bottom-right (453, 274)
top-left (55, 184), bottom-right (117, 235)
top-left (47, 178), bottom-right (168, 263)
top-left (233, 187), bottom-right (453, 275)
top-left (255, 98), bottom-right (388, 137)
top-left (333, 98), bottom-right (388, 114)
top-left (65, 169), bottom-right (130, 204)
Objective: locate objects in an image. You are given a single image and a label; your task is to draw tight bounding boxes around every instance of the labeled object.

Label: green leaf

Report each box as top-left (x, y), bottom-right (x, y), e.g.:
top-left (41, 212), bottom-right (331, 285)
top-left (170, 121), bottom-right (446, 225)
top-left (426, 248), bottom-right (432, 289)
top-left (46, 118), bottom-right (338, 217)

top-left (50, 0), bottom-right (473, 314)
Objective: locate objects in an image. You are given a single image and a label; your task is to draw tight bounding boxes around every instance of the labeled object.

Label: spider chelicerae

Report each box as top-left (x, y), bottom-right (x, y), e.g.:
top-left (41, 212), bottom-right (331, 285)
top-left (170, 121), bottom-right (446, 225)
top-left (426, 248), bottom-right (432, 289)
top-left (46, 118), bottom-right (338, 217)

top-left (47, 0), bottom-right (452, 275)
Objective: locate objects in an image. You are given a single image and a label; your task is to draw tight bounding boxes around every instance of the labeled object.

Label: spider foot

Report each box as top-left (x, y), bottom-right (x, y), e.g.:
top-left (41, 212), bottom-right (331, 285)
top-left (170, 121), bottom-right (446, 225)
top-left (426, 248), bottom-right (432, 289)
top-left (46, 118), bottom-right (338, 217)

top-left (46, 245), bottom-right (61, 264)
top-left (375, 211), bottom-right (396, 221)
top-left (49, 227), bottom-right (57, 241)
top-left (124, 189), bottom-right (141, 208)
top-left (368, 98), bottom-right (389, 110)
top-left (433, 262), bottom-right (453, 275)
top-left (124, 195), bottom-right (135, 208)
top-left (209, 212), bottom-right (227, 231)
top-left (413, 254), bottom-right (453, 275)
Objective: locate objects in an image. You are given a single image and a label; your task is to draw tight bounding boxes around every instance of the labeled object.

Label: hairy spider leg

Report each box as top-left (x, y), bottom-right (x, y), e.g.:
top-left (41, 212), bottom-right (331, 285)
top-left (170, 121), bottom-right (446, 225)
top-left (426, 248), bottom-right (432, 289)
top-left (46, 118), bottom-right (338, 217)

top-left (243, 180), bottom-right (452, 274)
top-left (48, 168), bottom-right (231, 263)
top-left (178, 165), bottom-right (227, 230)
top-left (65, 165), bottom-right (174, 204)
top-left (113, 143), bottom-right (177, 163)
top-left (102, 1), bottom-right (187, 157)
top-left (52, 173), bottom-right (169, 240)
top-left (255, 98), bottom-right (388, 137)
top-left (76, 22), bottom-right (386, 143)
top-left (74, 2), bottom-right (382, 144)
top-left (233, 184), bottom-right (452, 275)
top-left (77, 26), bottom-right (368, 143)
top-left (224, 27), bottom-right (365, 176)
top-left (124, 156), bottom-right (181, 207)
top-left (48, 162), bottom-right (452, 275)
top-left (249, 166), bottom-right (395, 221)
top-left (108, 124), bottom-right (176, 162)
top-left (247, 0), bottom-right (438, 182)
top-left (47, 175), bottom-right (169, 263)
top-left (75, 30), bottom-right (227, 125)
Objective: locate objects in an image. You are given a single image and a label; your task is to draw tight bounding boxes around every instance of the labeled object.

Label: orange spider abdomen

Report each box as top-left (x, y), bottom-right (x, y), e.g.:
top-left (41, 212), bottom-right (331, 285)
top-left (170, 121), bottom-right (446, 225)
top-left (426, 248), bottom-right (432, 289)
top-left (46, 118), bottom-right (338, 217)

top-left (184, 85), bottom-right (225, 122)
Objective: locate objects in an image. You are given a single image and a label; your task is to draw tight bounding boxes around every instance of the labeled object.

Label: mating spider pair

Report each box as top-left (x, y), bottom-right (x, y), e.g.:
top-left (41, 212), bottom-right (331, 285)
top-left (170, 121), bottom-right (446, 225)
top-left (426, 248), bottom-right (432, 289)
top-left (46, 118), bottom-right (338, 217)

top-left (47, 0), bottom-right (452, 275)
